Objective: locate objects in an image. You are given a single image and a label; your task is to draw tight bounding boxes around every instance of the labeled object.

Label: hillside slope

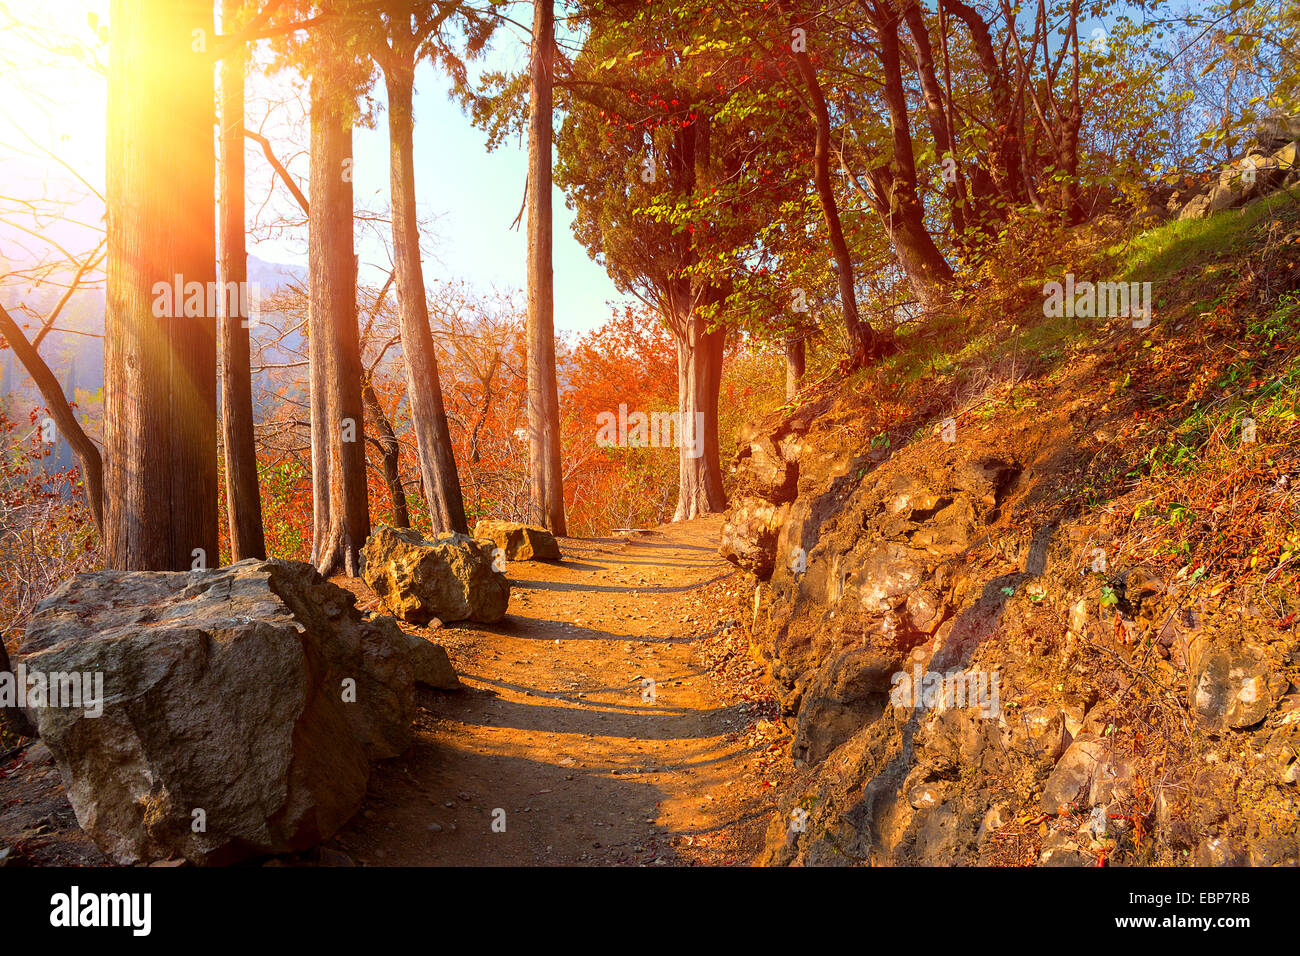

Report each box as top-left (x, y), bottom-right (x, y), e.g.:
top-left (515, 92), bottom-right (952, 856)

top-left (721, 190), bottom-right (1300, 866)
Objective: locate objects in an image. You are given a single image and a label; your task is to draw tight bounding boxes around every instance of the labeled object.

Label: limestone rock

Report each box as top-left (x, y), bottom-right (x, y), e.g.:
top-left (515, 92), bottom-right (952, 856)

top-left (472, 520), bottom-right (561, 562)
top-left (792, 646), bottom-right (901, 766)
top-left (851, 542), bottom-right (928, 612)
top-left (719, 498), bottom-right (790, 578)
top-left (747, 436), bottom-right (799, 502)
top-left (1187, 633), bottom-right (1285, 731)
top-left (1011, 705), bottom-right (1071, 763)
top-left (1177, 191), bottom-right (1216, 220)
top-left (16, 559), bottom-right (416, 866)
top-left (1040, 734), bottom-right (1109, 813)
top-left (1196, 835), bottom-right (1247, 867)
top-left (1177, 141), bottom-right (1297, 220)
top-left (398, 632), bottom-right (462, 690)
top-left (1256, 113), bottom-right (1300, 151)
top-left (362, 525), bottom-right (509, 625)
top-left (1040, 830), bottom-right (1092, 866)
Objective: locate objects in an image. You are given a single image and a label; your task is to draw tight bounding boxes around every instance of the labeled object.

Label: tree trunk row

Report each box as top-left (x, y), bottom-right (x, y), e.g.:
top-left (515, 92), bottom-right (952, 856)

top-left (104, 0), bottom-right (217, 572)
top-left (308, 82), bottom-right (370, 577)
top-left (386, 63), bottom-right (469, 536)
top-left (526, 0), bottom-right (567, 536)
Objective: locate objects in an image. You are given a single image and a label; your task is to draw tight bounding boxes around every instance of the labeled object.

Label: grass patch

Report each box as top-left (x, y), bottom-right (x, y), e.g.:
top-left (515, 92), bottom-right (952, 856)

top-left (1111, 185), bottom-right (1300, 282)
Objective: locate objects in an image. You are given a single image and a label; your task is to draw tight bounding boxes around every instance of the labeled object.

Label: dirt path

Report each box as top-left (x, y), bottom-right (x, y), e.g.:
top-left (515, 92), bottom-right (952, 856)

top-left (0, 516), bottom-right (788, 867)
top-left (329, 515), bottom-right (785, 866)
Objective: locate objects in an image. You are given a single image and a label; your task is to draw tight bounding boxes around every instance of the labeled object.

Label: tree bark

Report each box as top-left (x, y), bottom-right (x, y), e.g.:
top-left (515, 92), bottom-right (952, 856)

top-left (363, 381), bottom-right (410, 528)
top-left (104, 0), bottom-right (217, 572)
top-left (526, 0), bottom-right (566, 535)
top-left (899, 0), bottom-right (969, 241)
top-left (860, 5), bottom-right (953, 308)
top-left (0, 304), bottom-right (103, 533)
top-left (1058, 0), bottom-right (1085, 224)
top-left (947, 0), bottom-right (1031, 210)
top-left (308, 104), bottom-right (332, 568)
top-left (671, 306), bottom-right (726, 521)
top-left (791, 45), bottom-right (881, 366)
top-left (219, 0), bottom-right (266, 562)
top-left (308, 82), bottom-right (370, 577)
top-left (385, 64), bottom-right (468, 534)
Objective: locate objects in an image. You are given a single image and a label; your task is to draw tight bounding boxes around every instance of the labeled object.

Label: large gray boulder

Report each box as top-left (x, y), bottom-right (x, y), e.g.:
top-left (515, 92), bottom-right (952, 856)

top-left (362, 525), bottom-right (509, 625)
top-left (472, 520), bottom-right (561, 562)
top-left (15, 559), bottom-right (417, 866)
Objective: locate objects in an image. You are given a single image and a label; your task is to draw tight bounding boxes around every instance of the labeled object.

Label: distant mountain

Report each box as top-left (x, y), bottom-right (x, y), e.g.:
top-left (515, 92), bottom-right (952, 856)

top-left (1, 255), bottom-right (306, 475)
top-left (248, 256), bottom-right (308, 297)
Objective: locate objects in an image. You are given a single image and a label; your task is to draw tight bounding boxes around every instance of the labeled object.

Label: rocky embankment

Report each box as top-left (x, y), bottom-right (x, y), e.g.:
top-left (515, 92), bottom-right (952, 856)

top-left (1164, 116), bottom-right (1300, 221)
top-left (720, 202), bottom-right (1300, 867)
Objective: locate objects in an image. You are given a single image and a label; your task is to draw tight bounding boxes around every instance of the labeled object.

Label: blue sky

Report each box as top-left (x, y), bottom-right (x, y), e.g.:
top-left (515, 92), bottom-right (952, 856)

top-left (0, 0), bottom-right (628, 338)
top-left (259, 54), bottom-right (629, 337)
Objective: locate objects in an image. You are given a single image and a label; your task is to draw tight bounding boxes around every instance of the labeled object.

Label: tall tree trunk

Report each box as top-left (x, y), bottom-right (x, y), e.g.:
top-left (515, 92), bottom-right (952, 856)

top-left (526, 0), bottom-right (566, 535)
top-left (862, 4), bottom-right (953, 308)
top-left (0, 305), bottom-right (103, 532)
top-left (308, 327), bottom-right (332, 566)
top-left (666, 113), bottom-right (727, 519)
top-left (309, 83), bottom-right (370, 577)
top-left (899, 0), bottom-right (970, 242)
top-left (308, 101), bottom-right (332, 568)
top-left (671, 306), bottom-right (726, 521)
top-left (104, 0), bottom-right (217, 572)
top-left (1058, 0), bottom-right (1085, 224)
top-left (363, 381), bottom-right (410, 528)
top-left (385, 64), bottom-right (468, 534)
top-left (219, 0), bottom-right (266, 562)
top-left (953, 0), bottom-right (1031, 209)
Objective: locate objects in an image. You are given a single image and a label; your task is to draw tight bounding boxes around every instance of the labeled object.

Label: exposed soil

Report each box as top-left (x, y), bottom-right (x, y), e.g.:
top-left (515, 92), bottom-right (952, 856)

top-left (328, 516), bottom-right (789, 866)
top-left (0, 516), bottom-right (794, 867)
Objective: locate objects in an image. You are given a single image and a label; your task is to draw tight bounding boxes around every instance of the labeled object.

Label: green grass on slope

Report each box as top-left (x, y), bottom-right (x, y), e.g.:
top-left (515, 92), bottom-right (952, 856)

top-left (1113, 185), bottom-right (1300, 281)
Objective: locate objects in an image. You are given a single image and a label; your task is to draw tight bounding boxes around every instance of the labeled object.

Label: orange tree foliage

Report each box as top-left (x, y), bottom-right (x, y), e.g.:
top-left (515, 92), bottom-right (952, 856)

top-left (561, 304), bottom-right (783, 533)
top-left (0, 404), bottom-right (99, 650)
top-left (221, 295), bottom-right (783, 558)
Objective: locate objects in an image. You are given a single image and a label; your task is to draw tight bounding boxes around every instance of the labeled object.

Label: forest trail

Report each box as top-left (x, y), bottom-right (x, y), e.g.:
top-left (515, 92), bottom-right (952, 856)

top-left (330, 515), bottom-right (785, 866)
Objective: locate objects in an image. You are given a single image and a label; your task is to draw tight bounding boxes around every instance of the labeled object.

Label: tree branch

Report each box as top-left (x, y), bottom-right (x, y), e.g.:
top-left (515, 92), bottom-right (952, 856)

top-left (0, 303), bottom-right (103, 533)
